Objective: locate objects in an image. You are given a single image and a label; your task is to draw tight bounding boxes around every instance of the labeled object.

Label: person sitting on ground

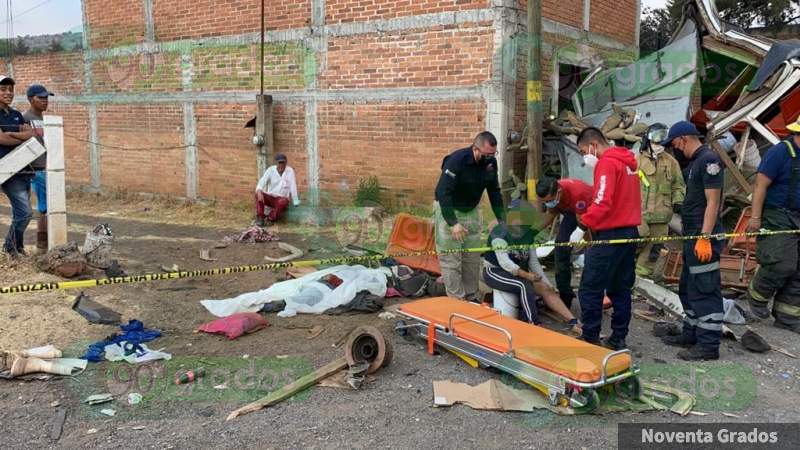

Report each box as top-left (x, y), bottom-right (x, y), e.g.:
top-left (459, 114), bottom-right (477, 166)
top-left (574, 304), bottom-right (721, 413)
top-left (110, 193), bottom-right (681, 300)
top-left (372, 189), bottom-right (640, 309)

top-left (255, 153), bottom-right (300, 226)
top-left (481, 202), bottom-right (581, 334)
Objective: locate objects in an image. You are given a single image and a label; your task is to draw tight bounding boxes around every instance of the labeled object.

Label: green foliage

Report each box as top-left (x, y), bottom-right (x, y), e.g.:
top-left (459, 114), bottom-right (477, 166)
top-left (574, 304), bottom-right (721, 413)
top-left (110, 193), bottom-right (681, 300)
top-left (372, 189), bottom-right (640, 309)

top-left (354, 176), bottom-right (382, 207)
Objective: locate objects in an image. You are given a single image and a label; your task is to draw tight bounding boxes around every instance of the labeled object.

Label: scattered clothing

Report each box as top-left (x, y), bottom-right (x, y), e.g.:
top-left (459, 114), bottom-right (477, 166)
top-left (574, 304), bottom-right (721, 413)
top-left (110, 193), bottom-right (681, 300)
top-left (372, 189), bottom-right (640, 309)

top-left (196, 313), bottom-right (268, 340)
top-left (326, 291), bottom-right (386, 315)
top-left (225, 226), bottom-right (279, 244)
top-left (82, 320), bottom-right (162, 362)
top-left (104, 342), bottom-right (172, 364)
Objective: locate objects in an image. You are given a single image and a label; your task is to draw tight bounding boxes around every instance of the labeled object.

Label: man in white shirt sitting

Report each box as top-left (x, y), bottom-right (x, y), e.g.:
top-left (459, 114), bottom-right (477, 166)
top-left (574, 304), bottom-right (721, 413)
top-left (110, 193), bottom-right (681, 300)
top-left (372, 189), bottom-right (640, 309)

top-left (255, 153), bottom-right (300, 226)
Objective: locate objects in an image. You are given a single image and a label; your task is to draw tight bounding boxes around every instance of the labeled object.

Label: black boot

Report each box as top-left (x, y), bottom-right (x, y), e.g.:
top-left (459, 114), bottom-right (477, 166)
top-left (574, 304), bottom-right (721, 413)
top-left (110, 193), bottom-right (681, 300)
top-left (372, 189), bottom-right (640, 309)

top-left (747, 283), bottom-right (771, 319)
top-left (677, 345), bottom-right (719, 361)
top-left (255, 216), bottom-right (266, 227)
top-left (661, 334), bottom-right (696, 348)
top-left (774, 317), bottom-right (800, 334)
top-left (603, 335), bottom-right (627, 351)
top-left (577, 335), bottom-right (601, 346)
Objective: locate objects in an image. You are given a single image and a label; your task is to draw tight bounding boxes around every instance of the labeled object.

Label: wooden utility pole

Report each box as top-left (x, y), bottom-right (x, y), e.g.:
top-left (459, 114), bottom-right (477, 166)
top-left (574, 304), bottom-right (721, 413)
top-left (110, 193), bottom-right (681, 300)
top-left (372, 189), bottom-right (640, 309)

top-left (526, 0), bottom-right (543, 200)
top-left (255, 94), bottom-right (274, 177)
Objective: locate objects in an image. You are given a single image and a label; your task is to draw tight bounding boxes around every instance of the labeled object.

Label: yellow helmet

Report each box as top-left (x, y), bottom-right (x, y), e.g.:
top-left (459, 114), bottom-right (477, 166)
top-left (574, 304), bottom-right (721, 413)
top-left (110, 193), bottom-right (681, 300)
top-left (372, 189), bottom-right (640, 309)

top-left (788, 114), bottom-right (800, 133)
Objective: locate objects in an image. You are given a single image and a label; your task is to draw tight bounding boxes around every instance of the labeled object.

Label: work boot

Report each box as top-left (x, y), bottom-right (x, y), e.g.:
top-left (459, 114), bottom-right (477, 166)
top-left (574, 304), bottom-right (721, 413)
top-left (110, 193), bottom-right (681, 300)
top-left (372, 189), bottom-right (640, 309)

top-left (677, 345), bottom-right (719, 361)
top-left (747, 283), bottom-right (771, 320)
top-left (603, 336), bottom-right (627, 351)
top-left (774, 320), bottom-right (800, 335)
top-left (577, 335), bottom-right (601, 346)
top-left (255, 216), bottom-right (266, 227)
top-left (661, 334), bottom-right (695, 348)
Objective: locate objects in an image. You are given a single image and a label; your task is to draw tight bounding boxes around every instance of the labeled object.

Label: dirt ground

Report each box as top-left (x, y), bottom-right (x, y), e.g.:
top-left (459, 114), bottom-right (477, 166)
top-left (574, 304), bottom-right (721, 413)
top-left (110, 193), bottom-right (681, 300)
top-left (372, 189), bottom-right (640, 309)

top-left (0, 195), bottom-right (799, 449)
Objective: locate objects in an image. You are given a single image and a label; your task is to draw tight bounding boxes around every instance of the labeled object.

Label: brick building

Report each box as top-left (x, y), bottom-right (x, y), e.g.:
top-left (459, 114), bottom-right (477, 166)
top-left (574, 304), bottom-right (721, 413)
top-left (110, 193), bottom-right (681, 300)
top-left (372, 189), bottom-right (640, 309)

top-left (3, 0), bottom-right (641, 207)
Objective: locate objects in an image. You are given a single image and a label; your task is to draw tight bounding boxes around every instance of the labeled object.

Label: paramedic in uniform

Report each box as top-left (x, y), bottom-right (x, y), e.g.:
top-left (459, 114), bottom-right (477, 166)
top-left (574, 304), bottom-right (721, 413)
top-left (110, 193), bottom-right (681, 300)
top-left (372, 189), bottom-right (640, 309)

top-left (660, 121), bottom-right (724, 361)
top-left (434, 131), bottom-right (505, 301)
top-left (746, 114), bottom-right (800, 334)
top-left (535, 176), bottom-right (594, 308)
top-left (575, 127), bottom-right (641, 351)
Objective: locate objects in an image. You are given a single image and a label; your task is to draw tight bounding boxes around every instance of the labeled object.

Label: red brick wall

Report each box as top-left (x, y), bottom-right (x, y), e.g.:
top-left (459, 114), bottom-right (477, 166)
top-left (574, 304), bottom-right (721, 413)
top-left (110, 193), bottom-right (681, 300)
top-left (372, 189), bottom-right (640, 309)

top-left (48, 104), bottom-right (92, 185)
top-left (326, 0), bottom-right (488, 23)
top-left (322, 25), bottom-right (494, 89)
top-left (589, 0), bottom-right (638, 46)
top-left (84, 0), bottom-right (146, 49)
top-left (195, 104), bottom-right (257, 199)
top-left (92, 52), bottom-right (183, 93)
top-left (96, 105), bottom-right (186, 195)
top-left (10, 52), bottom-right (84, 96)
top-left (318, 101), bottom-right (485, 206)
top-left (152, 0), bottom-right (311, 41)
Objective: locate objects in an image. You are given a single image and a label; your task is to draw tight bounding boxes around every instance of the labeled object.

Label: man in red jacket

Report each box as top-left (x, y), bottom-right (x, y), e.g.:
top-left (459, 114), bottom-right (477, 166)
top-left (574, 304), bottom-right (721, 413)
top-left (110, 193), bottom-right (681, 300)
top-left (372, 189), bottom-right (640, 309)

top-left (576, 127), bottom-right (641, 350)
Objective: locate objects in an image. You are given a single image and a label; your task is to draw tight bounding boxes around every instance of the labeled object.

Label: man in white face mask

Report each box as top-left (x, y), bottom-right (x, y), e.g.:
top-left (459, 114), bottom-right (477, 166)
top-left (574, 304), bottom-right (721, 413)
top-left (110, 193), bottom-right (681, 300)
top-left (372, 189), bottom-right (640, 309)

top-left (636, 123), bottom-right (686, 278)
top-left (575, 127), bottom-right (641, 350)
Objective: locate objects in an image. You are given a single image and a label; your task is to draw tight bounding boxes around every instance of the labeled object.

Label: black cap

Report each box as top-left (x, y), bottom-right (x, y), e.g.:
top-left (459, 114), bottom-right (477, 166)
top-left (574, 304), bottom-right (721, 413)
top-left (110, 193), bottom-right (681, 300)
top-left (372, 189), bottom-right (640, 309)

top-left (275, 153), bottom-right (287, 163)
top-left (27, 84), bottom-right (53, 98)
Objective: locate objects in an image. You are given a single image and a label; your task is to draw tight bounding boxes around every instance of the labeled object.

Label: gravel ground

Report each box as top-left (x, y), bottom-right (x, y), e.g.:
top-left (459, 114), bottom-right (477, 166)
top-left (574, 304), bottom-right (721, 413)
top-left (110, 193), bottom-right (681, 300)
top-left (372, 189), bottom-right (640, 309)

top-left (0, 204), bottom-right (798, 449)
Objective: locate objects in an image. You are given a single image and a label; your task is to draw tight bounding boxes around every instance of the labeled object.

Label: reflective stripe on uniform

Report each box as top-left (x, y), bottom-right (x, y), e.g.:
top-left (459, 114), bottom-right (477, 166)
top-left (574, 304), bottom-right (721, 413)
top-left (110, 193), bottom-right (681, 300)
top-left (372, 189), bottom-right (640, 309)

top-left (697, 312), bottom-right (724, 331)
top-left (689, 261), bottom-right (720, 274)
top-left (638, 170), bottom-right (651, 188)
top-left (774, 301), bottom-right (800, 317)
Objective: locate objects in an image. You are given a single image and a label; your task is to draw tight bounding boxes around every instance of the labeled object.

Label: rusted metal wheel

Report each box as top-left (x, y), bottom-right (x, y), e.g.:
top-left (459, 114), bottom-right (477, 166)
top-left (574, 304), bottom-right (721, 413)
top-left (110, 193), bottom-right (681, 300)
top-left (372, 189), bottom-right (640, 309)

top-left (344, 325), bottom-right (393, 374)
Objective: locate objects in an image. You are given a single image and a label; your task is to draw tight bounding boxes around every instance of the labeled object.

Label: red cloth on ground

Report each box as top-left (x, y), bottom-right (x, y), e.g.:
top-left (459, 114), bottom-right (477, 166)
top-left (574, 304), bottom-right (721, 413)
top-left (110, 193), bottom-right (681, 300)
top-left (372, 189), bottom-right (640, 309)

top-left (197, 313), bottom-right (268, 340)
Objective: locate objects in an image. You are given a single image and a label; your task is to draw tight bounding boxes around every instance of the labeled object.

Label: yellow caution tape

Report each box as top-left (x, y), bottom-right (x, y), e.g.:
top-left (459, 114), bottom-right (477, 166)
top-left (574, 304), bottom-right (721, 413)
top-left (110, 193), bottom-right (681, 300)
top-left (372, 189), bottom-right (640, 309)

top-left (2, 228), bottom-right (798, 295)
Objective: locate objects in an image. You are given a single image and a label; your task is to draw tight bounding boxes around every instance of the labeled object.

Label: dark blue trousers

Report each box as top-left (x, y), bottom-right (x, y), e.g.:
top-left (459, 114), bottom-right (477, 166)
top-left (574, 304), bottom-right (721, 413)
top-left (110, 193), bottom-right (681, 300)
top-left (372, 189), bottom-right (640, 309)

top-left (554, 212), bottom-right (578, 304)
top-left (578, 227), bottom-right (638, 342)
top-left (678, 233), bottom-right (724, 349)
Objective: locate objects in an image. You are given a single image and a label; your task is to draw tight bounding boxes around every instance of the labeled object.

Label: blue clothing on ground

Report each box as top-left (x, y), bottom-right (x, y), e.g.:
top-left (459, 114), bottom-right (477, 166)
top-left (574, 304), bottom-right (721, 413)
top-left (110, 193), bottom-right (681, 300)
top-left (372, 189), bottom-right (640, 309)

top-left (82, 320), bottom-right (162, 362)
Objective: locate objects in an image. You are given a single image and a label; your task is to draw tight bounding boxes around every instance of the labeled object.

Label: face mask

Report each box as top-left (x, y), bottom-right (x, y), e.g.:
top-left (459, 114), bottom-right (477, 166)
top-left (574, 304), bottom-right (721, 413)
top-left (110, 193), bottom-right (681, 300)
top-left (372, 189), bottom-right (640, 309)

top-left (479, 154), bottom-right (493, 165)
top-left (544, 199), bottom-right (558, 209)
top-left (583, 153), bottom-right (598, 168)
top-left (651, 144), bottom-right (665, 155)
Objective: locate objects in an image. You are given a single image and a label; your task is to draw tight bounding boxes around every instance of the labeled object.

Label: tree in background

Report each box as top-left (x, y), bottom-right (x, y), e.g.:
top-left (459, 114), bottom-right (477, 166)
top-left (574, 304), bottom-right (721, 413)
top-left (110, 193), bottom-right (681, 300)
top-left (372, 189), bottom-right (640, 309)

top-left (640, 0), bottom-right (800, 55)
top-left (13, 37), bottom-right (29, 56)
top-left (49, 38), bottom-right (63, 53)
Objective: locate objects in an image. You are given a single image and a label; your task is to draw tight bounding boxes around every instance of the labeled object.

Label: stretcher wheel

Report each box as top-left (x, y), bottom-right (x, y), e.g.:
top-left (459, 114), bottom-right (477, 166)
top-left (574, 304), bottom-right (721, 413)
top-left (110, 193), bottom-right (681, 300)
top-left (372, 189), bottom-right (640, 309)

top-left (617, 376), bottom-right (641, 399)
top-left (394, 320), bottom-right (408, 336)
top-left (570, 388), bottom-right (600, 413)
top-left (345, 326), bottom-right (393, 374)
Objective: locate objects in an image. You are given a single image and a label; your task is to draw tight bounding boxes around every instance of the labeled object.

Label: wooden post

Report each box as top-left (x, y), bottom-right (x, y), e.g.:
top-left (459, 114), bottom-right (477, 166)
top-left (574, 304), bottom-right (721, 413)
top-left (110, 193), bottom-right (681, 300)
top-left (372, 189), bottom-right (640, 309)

top-left (255, 94), bottom-right (274, 177)
top-left (44, 116), bottom-right (67, 249)
top-left (707, 133), bottom-right (752, 195)
top-left (526, 0), bottom-right (543, 199)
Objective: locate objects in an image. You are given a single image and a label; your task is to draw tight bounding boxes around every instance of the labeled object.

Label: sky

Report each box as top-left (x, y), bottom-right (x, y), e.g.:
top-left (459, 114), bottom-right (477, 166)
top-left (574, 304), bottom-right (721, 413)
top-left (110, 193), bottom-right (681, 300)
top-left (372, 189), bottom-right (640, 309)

top-left (2, 0), bottom-right (672, 38)
top-left (2, 0), bottom-right (83, 37)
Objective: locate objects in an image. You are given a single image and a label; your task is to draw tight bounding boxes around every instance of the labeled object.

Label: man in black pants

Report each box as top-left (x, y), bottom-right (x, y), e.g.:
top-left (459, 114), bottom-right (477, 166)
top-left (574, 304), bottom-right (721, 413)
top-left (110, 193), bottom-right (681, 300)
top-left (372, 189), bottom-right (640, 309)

top-left (576, 128), bottom-right (641, 350)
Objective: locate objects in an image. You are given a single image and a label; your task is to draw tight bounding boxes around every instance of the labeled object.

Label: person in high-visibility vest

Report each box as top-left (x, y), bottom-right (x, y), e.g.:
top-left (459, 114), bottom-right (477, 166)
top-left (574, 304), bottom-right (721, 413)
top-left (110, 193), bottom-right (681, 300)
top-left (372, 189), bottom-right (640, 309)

top-left (636, 123), bottom-right (686, 278)
top-left (746, 114), bottom-right (800, 335)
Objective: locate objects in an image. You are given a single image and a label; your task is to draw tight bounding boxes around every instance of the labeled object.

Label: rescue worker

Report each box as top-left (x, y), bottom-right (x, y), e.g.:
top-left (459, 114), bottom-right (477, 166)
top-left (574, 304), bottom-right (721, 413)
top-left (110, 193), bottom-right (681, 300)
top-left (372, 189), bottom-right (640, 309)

top-left (535, 176), bottom-right (593, 307)
top-left (636, 123), bottom-right (686, 277)
top-left (434, 131), bottom-right (505, 301)
top-left (481, 202), bottom-right (581, 333)
top-left (660, 121), bottom-right (724, 361)
top-left (745, 115), bottom-right (800, 334)
top-left (575, 127), bottom-right (641, 350)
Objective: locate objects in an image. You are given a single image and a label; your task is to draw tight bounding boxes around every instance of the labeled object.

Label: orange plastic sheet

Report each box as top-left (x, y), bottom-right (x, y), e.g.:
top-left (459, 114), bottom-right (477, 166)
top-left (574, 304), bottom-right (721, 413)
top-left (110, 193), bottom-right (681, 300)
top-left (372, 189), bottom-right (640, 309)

top-left (400, 297), bottom-right (632, 383)
top-left (386, 213), bottom-right (441, 275)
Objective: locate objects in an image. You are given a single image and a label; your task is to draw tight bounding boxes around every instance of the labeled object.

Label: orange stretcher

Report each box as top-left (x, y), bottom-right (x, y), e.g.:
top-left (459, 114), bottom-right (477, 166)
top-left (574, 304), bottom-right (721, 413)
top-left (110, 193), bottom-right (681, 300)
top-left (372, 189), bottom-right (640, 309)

top-left (396, 297), bottom-right (640, 411)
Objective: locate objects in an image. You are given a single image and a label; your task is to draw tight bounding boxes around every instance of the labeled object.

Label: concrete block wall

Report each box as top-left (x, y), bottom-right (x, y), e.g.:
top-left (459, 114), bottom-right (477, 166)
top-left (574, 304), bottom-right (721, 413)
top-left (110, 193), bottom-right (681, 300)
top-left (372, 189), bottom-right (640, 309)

top-left (2, 0), bottom-right (640, 207)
